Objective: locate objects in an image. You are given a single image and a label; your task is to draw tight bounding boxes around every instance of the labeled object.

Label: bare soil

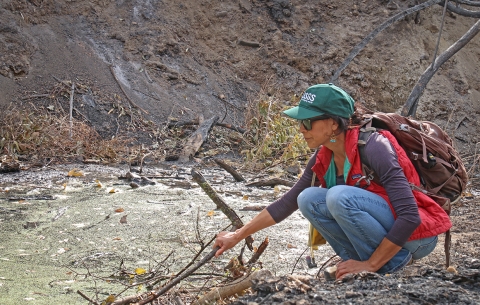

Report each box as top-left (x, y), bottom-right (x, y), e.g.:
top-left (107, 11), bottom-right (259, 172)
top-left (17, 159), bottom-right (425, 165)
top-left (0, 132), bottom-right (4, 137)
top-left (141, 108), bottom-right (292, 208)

top-left (1, 0), bottom-right (480, 304)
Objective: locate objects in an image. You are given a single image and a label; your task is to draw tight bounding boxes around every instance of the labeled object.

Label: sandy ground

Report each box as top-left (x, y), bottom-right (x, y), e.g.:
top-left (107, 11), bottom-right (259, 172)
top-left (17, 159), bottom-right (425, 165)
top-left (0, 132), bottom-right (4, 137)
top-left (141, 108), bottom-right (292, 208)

top-left (0, 162), bottom-right (478, 304)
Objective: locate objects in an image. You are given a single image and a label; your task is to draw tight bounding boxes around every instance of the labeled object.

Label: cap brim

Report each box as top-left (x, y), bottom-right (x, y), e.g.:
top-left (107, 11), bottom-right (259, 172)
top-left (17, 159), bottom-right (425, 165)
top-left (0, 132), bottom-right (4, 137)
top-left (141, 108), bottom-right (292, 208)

top-left (283, 105), bottom-right (325, 120)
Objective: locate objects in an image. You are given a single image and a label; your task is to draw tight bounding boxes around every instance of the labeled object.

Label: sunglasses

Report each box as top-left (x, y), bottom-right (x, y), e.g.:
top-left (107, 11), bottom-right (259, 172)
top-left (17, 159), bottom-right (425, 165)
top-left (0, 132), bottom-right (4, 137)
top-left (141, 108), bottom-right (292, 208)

top-left (299, 115), bottom-right (330, 130)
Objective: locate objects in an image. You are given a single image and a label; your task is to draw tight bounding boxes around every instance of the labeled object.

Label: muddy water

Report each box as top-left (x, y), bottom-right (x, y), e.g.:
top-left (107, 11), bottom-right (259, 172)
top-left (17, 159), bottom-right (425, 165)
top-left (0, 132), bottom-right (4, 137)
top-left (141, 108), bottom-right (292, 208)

top-left (0, 164), bottom-right (324, 304)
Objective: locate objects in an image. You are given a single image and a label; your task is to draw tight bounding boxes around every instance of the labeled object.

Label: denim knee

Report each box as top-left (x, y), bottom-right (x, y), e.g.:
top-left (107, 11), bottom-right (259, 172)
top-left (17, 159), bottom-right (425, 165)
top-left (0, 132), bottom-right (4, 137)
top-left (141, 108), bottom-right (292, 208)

top-left (325, 185), bottom-right (351, 216)
top-left (297, 187), bottom-right (320, 215)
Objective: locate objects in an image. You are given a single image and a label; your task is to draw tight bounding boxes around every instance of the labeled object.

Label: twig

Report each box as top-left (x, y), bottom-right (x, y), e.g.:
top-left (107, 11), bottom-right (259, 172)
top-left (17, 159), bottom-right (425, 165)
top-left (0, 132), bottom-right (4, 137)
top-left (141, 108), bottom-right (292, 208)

top-left (246, 237), bottom-right (269, 265)
top-left (291, 247), bottom-right (310, 275)
top-left (131, 248), bottom-right (219, 305)
top-left (77, 290), bottom-right (100, 305)
top-left (69, 82), bottom-right (75, 139)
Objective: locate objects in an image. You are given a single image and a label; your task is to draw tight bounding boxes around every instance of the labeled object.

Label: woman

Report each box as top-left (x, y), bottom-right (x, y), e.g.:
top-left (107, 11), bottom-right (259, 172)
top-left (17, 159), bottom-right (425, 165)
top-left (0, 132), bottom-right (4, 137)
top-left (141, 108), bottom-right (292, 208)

top-left (213, 83), bottom-right (451, 279)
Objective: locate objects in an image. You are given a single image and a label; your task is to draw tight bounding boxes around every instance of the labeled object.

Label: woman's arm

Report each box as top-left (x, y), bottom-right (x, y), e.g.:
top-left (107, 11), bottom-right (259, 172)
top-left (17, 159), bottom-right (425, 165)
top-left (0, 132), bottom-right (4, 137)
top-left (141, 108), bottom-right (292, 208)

top-left (213, 209), bottom-right (276, 257)
top-left (213, 151), bottom-right (319, 257)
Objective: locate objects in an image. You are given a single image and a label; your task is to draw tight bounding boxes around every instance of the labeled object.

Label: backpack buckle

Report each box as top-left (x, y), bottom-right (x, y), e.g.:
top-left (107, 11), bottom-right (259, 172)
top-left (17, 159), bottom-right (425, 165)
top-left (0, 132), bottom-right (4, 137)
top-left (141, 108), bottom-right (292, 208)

top-left (400, 124), bottom-right (409, 132)
top-left (354, 174), bottom-right (374, 189)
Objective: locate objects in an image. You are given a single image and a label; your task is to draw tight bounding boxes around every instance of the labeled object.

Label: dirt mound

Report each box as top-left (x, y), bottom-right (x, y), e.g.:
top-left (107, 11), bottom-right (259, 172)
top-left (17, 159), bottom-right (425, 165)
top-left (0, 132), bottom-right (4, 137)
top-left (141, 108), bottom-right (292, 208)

top-left (1, 1), bottom-right (479, 154)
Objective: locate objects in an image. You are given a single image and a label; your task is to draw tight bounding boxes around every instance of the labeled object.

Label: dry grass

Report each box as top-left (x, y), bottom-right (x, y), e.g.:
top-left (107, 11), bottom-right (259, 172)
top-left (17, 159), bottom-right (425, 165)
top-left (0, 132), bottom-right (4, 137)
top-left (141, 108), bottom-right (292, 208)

top-left (0, 105), bottom-right (129, 164)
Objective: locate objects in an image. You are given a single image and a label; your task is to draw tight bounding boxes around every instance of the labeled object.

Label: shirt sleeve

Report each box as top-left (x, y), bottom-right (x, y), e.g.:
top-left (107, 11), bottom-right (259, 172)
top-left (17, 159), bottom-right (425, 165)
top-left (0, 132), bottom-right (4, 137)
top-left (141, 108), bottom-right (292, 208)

top-left (266, 151), bottom-right (318, 223)
top-left (364, 132), bottom-right (421, 246)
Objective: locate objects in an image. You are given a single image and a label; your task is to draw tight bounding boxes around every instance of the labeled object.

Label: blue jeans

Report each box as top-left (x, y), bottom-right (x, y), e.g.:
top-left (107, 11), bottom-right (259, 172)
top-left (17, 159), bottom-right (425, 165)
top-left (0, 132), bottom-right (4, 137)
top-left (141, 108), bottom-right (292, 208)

top-left (298, 185), bottom-right (437, 274)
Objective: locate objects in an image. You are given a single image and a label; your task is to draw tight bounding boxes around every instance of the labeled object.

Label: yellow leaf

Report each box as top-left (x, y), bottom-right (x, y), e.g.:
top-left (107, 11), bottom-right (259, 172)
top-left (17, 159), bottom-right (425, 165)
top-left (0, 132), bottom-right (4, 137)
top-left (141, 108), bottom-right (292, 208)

top-left (135, 268), bottom-right (146, 275)
top-left (95, 179), bottom-right (103, 188)
top-left (137, 284), bottom-right (143, 292)
top-left (67, 169), bottom-right (84, 177)
top-left (105, 295), bottom-right (115, 303)
top-left (129, 274), bottom-right (134, 279)
top-left (109, 188), bottom-right (116, 193)
top-left (206, 210), bottom-right (215, 217)
top-left (242, 195), bottom-right (249, 200)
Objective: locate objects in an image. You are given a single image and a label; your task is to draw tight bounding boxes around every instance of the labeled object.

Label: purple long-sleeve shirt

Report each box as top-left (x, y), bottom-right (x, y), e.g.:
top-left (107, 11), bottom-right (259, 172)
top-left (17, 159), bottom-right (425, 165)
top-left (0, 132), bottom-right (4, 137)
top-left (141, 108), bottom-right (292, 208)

top-left (266, 132), bottom-right (421, 247)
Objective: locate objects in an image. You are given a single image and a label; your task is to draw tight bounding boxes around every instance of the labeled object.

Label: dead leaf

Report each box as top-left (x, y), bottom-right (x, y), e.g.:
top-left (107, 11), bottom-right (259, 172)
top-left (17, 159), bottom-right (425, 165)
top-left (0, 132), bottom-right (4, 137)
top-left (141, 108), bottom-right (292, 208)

top-left (112, 237), bottom-right (121, 240)
top-left (115, 208), bottom-right (125, 213)
top-left (120, 215), bottom-right (128, 224)
top-left (67, 169), bottom-right (84, 177)
top-left (109, 188), bottom-right (116, 193)
top-left (95, 179), bottom-right (103, 188)
top-left (287, 243), bottom-right (297, 249)
top-left (206, 210), bottom-right (215, 217)
top-left (105, 295), bottom-right (115, 303)
top-left (242, 195), bottom-right (249, 200)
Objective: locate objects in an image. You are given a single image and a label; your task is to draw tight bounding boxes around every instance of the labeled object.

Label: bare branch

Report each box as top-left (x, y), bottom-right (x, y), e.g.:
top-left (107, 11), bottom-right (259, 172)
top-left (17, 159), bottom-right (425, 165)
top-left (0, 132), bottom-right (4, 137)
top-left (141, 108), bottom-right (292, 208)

top-left (330, 0), bottom-right (442, 83)
top-left (402, 19), bottom-right (480, 117)
top-left (441, 1), bottom-right (480, 17)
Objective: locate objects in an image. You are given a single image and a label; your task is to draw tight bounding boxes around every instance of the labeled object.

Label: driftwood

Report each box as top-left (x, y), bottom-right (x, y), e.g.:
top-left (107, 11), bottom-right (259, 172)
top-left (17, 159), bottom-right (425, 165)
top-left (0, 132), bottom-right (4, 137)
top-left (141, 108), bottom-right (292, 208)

top-left (401, 18), bottom-right (480, 117)
top-left (330, 0), bottom-right (442, 83)
top-left (246, 178), bottom-right (295, 188)
top-left (194, 269), bottom-right (272, 305)
top-left (178, 116), bottom-right (219, 163)
top-left (214, 158), bottom-right (245, 182)
top-left (191, 168), bottom-right (254, 250)
top-left (168, 120), bottom-right (246, 134)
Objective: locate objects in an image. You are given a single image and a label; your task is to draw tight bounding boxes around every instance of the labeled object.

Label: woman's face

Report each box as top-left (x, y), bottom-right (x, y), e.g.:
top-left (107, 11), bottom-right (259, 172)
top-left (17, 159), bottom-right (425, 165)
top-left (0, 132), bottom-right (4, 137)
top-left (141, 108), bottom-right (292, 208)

top-left (299, 118), bottom-right (338, 149)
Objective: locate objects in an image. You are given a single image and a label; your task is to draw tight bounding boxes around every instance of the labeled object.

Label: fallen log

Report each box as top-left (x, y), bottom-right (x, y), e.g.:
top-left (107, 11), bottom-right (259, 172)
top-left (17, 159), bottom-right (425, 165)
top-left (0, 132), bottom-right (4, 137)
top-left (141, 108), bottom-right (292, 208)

top-left (194, 269), bottom-right (272, 305)
top-left (213, 158), bottom-right (245, 182)
top-left (191, 168), bottom-right (254, 250)
top-left (178, 116), bottom-right (219, 163)
top-left (246, 178), bottom-right (294, 188)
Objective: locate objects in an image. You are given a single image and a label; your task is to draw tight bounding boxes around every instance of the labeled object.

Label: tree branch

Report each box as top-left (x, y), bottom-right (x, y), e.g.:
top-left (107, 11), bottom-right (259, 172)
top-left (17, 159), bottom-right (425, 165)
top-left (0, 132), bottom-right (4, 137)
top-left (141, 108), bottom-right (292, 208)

top-left (330, 0), bottom-right (442, 83)
top-left (401, 18), bottom-right (480, 117)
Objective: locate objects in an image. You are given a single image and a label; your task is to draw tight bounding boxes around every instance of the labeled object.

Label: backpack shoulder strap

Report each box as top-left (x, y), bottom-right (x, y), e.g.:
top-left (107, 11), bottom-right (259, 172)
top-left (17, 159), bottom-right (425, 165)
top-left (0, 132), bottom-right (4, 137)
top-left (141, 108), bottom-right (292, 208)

top-left (358, 118), bottom-right (378, 180)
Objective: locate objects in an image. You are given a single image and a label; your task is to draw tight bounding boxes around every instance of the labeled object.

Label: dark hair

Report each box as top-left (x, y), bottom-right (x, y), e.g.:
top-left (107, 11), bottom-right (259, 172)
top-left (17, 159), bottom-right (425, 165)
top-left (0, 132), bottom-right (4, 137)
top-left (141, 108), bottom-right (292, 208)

top-left (327, 104), bottom-right (374, 134)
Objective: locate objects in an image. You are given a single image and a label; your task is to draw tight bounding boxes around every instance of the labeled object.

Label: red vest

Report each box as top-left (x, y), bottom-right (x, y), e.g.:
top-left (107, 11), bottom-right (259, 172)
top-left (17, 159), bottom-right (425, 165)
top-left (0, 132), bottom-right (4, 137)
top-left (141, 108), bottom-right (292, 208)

top-left (311, 127), bottom-right (452, 241)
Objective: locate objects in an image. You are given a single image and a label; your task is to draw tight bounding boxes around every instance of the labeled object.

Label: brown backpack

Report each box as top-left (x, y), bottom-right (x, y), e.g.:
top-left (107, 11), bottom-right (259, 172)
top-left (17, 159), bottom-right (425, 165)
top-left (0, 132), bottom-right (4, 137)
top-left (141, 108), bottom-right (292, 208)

top-left (358, 112), bottom-right (468, 267)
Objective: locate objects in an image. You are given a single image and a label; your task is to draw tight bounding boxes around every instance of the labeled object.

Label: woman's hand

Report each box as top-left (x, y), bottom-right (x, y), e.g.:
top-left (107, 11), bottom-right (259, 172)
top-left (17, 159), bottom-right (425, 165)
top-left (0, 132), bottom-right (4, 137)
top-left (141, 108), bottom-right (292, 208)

top-left (213, 230), bottom-right (242, 257)
top-left (335, 259), bottom-right (375, 279)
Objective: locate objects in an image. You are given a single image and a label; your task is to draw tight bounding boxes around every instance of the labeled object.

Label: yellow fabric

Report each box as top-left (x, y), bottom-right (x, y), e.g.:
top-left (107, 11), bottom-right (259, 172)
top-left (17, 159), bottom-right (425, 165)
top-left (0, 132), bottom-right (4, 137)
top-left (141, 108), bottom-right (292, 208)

top-left (308, 223), bottom-right (326, 250)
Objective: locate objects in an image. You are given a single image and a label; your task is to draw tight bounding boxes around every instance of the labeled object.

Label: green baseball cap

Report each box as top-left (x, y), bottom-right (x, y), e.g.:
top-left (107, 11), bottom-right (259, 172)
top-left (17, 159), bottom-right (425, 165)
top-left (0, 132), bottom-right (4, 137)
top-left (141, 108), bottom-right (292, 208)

top-left (283, 84), bottom-right (355, 119)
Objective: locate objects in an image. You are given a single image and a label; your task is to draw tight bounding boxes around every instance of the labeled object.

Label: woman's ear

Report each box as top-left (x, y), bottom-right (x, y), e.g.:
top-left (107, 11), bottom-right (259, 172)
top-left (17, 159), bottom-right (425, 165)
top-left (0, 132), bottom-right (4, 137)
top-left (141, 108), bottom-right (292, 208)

top-left (330, 118), bottom-right (339, 131)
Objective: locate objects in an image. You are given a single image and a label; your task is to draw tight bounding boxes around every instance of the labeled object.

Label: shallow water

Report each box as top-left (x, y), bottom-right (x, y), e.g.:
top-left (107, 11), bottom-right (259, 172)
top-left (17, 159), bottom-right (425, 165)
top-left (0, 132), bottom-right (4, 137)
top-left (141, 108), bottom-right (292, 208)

top-left (0, 164), bottom-right (322, 304)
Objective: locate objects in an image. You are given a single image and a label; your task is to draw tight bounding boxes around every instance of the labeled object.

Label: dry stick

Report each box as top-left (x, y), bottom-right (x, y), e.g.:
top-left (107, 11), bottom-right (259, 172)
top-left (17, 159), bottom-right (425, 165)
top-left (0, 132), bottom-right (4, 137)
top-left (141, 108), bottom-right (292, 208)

top-left (191, 168), bottom-right (254, 250)
top-left (194, 269), bottom-right (272, 305)
top-left (77, 290), bottom-right (100, 305)
top-left (440, 0), bottom-right (480, 17)
top-left (246, 237), bottom-right (269, 265)
top-left (131, 248), bottom-right (219, 305)
top-left (246, 178), bottom-right (295, 188)
top-left (178, 116), bottom-right (219, 163)
top-left (402, 19), bottom-right (480, 117)
top-left (168, 120), bottom-right (246, 134)
top-left (69, 82), bottom-right (75, 139)
top-left (109, 65), bottom-right (148, 114)
top-left (213, 158), bottom-right (245, 182)
top-left (330, 0), bottom-right (442, 84)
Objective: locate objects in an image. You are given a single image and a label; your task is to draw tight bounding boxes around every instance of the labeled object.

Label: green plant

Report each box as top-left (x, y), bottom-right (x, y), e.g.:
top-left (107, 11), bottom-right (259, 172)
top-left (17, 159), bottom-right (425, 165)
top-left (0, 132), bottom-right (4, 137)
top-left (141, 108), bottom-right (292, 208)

top-left (242, 91), bottom-right (311, 168)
